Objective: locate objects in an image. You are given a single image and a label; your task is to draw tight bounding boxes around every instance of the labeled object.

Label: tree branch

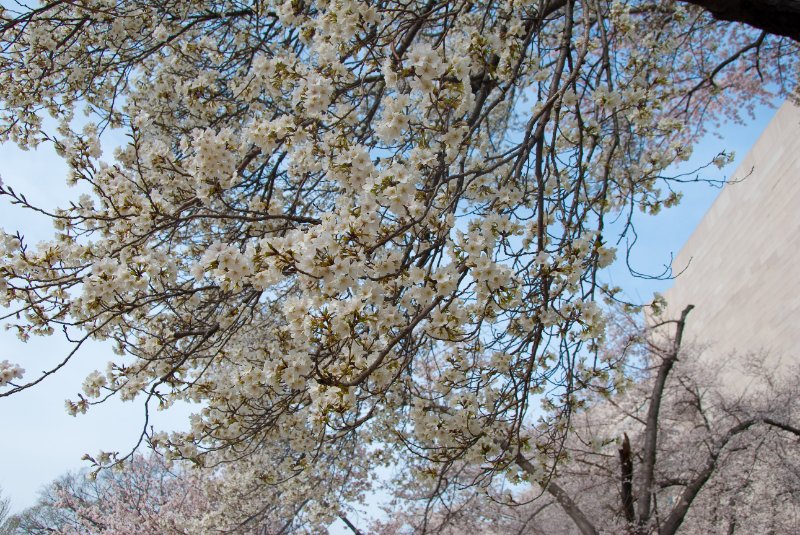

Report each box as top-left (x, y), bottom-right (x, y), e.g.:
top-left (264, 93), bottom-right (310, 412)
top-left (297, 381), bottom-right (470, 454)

top-left (636, 305), bottom-right (694, 527)
top-left (339, 514), bottom-right (364, 535)
top-left (619, 433), bottom-right (635, 525)
top-left (659, 418), bottom-right (756, 535)
top-left (763, 417), bottom-right (800, 436)
top-left (679, 0), bottom-right (800, 42)
top-left (516, 452), bottom-right (599, 535)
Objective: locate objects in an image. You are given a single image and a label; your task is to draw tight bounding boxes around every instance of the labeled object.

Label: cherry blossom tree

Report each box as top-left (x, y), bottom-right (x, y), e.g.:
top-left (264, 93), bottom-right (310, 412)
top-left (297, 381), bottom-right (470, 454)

top-left (373, 306), bottom-right (800, 534)
top-left (7, 455), bottom-right (206, 535)
top-left (0, 489), bottom-right (15, 535)
top-left (6, 451), bottom-right (366, 534)
top-left (1, 0), bottom-right (799, 527)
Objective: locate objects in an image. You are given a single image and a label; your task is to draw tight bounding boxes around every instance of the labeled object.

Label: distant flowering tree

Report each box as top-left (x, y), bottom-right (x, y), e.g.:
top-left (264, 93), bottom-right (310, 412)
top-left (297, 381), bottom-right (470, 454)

top-left (7, 451), bottom-right (365, 534)
top-left (0, 489), bottom-right (14, 535)
top-left (8, 455), bottom-right (206, 535)
top-left (372, 307), bottom-right (800, 534)
top-left (1, 0), bottom-right (799, 528)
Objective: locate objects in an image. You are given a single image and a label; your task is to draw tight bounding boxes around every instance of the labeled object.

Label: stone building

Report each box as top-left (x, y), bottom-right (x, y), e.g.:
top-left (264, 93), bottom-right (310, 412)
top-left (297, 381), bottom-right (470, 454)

top-left (661, 100), bottom-right (800, 372)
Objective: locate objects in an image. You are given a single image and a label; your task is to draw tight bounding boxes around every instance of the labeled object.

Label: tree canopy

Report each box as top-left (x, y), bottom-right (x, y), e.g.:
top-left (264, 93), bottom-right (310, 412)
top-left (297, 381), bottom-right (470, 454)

top-left (7, 308), bottom-right (800, 534)
top-left (1, 0), bottom-right (798, 530)
top-left (373, 308), bottom-right (800, 535)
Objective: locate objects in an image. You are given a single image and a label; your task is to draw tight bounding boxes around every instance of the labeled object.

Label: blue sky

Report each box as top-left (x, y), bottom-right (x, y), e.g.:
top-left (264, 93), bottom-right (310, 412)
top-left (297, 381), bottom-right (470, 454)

top-left (600, 104), bottom-right (780, 303)
top-left (0, 128), bottom-right (197, 511)
top-left (0, 102), bottom-right (782, 514)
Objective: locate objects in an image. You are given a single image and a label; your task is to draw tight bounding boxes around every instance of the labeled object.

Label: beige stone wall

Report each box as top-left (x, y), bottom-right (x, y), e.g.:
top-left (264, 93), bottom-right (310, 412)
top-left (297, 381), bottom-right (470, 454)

top-left (661, 101), bottom-right (800, 367)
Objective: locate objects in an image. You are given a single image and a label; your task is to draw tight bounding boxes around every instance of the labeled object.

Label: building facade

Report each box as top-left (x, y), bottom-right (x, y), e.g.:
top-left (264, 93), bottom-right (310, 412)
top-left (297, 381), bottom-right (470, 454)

top-left (661, 101), bottom-right (800, 371)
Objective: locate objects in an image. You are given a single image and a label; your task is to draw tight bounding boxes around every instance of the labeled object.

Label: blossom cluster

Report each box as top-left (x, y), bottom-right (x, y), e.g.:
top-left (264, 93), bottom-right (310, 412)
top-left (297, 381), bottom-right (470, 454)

top-left (0, 359), bottom-right (24, 387)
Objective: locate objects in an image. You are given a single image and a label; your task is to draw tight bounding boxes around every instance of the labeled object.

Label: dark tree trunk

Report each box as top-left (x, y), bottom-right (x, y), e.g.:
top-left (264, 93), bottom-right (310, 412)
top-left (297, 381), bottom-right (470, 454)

top-left (681, 0), bottom-right (800, 42)
top-left (636, 305), bottom-right (694, 528)
top-left (619, 433), bottom-right (636, 527)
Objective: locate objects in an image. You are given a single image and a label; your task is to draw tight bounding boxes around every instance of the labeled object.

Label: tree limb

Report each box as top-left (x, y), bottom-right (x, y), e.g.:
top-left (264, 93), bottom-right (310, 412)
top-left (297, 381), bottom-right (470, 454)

top-left (659, 418), bottom-right (756, 535)
top-left (619, 433), bottom-right (635, 525)
top-left (339, 514), bottom-right (365, 535)
top-left (636, 305), bottom-right (694, 528)
top-left (516, 452), bottom-right (599, 535)
top-left (680, 0), bottom-right (800, 42)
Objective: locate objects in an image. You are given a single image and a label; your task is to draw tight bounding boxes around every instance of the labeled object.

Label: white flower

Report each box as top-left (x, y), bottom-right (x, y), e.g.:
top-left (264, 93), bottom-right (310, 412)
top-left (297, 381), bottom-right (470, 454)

top-left (82, 370), bottom-right (107, 398)
top-left (0, 360), bottom-right (24, 387)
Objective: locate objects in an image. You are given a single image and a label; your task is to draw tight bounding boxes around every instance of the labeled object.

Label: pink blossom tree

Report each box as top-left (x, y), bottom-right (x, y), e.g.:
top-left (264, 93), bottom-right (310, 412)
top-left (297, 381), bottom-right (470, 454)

top-left (9, 449), bottom-right (368, 534)
top-left (373, 307), bottom-right (800, 534)
top-left (0, 477), bottom-right (369, 534)
top-left (7, 455), bottom-right (207, 535)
